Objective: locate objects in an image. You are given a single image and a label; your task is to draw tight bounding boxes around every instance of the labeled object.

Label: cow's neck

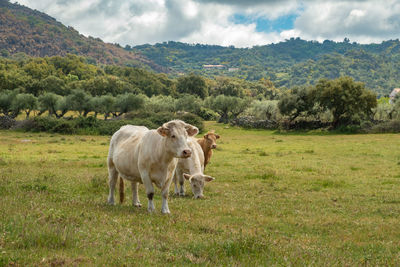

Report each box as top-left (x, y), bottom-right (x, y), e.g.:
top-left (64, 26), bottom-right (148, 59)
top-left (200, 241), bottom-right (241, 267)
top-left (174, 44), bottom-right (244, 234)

top-left (160, 137), bottom-right (176, 164)
top-left (198, 139), bottom-right (209, 160)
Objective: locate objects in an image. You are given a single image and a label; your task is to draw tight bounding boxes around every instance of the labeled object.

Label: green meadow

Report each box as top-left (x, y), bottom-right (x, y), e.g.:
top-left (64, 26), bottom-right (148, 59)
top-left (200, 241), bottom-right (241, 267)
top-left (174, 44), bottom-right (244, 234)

top-left (1, 122), bottom-right (400, 266)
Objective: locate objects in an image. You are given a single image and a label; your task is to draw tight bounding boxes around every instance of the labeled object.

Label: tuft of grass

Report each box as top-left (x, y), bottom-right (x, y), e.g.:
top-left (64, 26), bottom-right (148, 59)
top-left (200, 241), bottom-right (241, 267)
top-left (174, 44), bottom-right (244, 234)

top-left (258, 151), bottom-right (268, 156)
top-left (0, 157), bottom-right (7, 166)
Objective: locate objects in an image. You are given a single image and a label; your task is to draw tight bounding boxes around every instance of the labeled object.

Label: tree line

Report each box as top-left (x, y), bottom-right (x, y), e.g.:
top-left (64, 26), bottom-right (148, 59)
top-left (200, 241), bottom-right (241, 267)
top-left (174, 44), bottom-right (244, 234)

top-left (1, 54), bottom-right (400, 133)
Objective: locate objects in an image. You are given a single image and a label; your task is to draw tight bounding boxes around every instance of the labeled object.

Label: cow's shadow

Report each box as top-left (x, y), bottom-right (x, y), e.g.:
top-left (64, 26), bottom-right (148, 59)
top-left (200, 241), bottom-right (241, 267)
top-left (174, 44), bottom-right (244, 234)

top-left (96, 202), bottom-right (149, 215)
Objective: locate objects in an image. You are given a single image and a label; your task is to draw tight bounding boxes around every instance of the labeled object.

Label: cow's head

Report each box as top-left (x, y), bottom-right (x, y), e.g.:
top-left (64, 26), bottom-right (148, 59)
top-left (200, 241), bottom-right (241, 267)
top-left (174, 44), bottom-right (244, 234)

top-left (183, 173), bottom-right (215, 199)
top-left (203, 131), bottom-right (220, 150)
top-left (157, 120), bottom-right (198, 158)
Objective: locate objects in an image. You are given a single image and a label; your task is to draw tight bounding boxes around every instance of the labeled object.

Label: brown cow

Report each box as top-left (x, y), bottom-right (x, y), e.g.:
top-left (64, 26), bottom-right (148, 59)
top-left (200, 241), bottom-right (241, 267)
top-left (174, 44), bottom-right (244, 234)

top-left (197, 131), bottom-right (220, 168)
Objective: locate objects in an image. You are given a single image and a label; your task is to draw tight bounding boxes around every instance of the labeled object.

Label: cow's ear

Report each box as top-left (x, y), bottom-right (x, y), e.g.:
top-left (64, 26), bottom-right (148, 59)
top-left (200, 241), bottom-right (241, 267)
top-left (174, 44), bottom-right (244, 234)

top-left (203, 133), bottom-right (209, 139)
top-left (183, 173), bottom-right (191, 180)
top-left (185, 124), bottom-right (199, 137)
top-left (203, 175), bottom-right (215, 182)
top-left (157, 125), bottom-right (169, 137)
top-left (215, 134), bottom-right (220, 139)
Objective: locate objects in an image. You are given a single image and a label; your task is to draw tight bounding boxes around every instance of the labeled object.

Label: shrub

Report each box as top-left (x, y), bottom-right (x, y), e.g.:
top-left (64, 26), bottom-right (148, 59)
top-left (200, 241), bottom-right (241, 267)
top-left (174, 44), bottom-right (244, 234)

top-left (367, 120), bottom-right (400, 133)
top-left (31, 116), bottom-right (60, 132)
top-left (231, 116), bottom-right (277, 129)
top-left (175, 112), bottom-right (204, 133)
top-left (73, 116), bottom-right (99, 129)
top-left (96, 119), bottom-right (156, 135)
top-left (51, 120), bottom-right (75, 134)
top-left (15, 111), bottom-right (204, 135)
top-left (197, 107), bottom-right (219, 121)
top-left (126, 110), bottom-right (204, 132)
top-left (0, 116), bottom-right (16, 129)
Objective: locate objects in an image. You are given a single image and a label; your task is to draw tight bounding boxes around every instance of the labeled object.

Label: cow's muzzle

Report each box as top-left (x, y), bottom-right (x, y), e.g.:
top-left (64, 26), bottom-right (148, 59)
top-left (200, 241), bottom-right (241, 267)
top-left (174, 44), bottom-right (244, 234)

top-left (211, 144), bottom-right (217, 149)
top-left (182, 149), bottom-right (192, 158)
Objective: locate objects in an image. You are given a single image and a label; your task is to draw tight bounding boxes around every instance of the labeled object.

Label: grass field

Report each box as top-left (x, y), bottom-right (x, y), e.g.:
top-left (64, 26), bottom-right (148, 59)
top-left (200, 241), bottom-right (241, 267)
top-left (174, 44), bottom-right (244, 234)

top-left (1, 122), bottom-right (400, 266)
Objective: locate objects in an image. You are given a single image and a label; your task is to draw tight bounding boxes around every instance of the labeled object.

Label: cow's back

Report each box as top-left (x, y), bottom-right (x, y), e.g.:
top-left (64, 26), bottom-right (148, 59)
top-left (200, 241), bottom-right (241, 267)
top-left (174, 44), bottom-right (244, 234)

top-left (108, 125), bottom-right (148, 181)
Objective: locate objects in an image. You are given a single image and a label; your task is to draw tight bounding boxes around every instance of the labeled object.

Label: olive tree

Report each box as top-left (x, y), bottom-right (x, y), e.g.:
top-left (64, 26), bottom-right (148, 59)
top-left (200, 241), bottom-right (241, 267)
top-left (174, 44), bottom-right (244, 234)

top-left (175, 94), bottom-right (202, 114)
top-left (177, 74), bottom-right (208, 99)
top-left (99, 95), bottom-right (116, 120)
top-left (0, 90), bottom-right (18, 117)
top-left (11, 93), bottom-right (37, 118)
top-left (113, 93), bottom-right (145, 117)
top-left (38, 92), bottom-right (60, 116)
top-left (247, 100), bottom-right (279, 121)
top-left (316, 77), bottom-right (377, 127)
top-left (206, 95), bottom-right (248, 123)
top-left (278, 86), bottom-right (316, 122)
top-left (144, 95), bottom-right (176, 113)
top-left (68, 89), bottom-right (93, 117)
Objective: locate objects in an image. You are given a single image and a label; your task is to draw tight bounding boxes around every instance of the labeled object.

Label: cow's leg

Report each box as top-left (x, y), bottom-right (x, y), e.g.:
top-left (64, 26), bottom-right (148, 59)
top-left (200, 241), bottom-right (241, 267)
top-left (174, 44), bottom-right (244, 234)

top-left (174, 167), bottom-right (185, 196)
top-left (131, 181), bottom-right (141, 207)
top-left (141, 171), bottom-right (155, 213)
top-left (161, 172), bottom-right (174, 214)
top-left (173, 170), bottom-right (179, 195)
top-left (107, 162), bottom-right (118, 205)
top-left (178, 172), bottom-right (185, 197)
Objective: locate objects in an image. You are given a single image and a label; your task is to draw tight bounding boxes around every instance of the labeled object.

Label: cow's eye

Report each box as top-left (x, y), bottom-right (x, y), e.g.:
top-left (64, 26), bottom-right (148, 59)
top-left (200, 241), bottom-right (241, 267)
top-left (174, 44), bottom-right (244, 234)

top-left (171, 135), bottom-right (176, 138)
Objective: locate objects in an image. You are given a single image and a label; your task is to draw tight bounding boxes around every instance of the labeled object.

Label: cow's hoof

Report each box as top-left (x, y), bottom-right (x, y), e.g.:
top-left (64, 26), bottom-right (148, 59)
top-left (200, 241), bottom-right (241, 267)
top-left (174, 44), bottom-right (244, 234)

top-left (174, 191), bottom-right (180, 196)
top-left (179, 192), bottom-right (185, 197)
top-left (134, 202), bottom-right (142, 207)
top-left (107, 199), bottom-right (115, 205)
top-left (161, 209), bottom-right (171, 215)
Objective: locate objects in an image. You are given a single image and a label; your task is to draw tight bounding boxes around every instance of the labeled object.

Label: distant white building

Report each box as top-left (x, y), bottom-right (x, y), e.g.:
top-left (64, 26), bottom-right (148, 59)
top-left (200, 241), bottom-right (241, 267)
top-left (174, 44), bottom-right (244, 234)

top-left (389, 88), bottom-right (400, 104)
top-left (203, 64), bottom-right (225, 69)
top-left (228, 68), bottom-right (239, 72)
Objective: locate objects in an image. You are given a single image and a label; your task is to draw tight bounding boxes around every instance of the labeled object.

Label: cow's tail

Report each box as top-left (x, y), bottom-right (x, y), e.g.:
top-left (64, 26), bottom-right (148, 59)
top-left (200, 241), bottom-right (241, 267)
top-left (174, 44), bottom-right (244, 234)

top-left (119, 177), bottom-right (125, 203)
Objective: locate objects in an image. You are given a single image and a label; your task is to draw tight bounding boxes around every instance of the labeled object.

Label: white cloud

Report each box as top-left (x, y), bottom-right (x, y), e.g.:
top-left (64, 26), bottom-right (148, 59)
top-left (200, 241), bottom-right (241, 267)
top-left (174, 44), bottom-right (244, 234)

top-left (12, 0), bottom-right (400, 47)
top-left (294, 0), bottom-right (400, 43)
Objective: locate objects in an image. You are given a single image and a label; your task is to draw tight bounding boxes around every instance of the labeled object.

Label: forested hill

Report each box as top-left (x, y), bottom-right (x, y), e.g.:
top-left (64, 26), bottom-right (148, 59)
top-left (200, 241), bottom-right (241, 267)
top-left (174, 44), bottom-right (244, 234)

top-left (0, 0), bottom-right (166, 72)
top-left (133, 39), bottom-right (400, 97)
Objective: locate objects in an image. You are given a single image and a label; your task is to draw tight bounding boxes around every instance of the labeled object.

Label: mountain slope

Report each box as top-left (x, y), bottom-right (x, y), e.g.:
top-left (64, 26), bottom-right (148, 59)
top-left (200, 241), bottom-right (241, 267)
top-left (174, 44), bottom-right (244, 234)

top-left (133, 39), bottom-right (400, 96)
top-left (0, 0), bottom-right (167, 72)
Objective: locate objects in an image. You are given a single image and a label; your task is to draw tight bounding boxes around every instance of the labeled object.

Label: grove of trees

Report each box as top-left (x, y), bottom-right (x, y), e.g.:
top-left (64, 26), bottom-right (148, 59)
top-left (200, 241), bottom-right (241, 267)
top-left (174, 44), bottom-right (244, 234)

top-left (0, 53), bottom-right (399, 133)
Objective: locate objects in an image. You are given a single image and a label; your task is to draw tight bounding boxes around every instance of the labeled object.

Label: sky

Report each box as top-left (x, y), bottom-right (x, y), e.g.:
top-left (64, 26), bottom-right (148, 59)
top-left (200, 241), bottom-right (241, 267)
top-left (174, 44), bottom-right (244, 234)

top-left (12, 0), bottom-right (400, 48)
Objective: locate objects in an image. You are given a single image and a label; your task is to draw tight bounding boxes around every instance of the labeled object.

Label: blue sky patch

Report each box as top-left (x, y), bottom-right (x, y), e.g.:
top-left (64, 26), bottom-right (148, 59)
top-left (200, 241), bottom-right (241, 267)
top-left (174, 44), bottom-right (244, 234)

top-left (232, 13), bottom-right (297, 33)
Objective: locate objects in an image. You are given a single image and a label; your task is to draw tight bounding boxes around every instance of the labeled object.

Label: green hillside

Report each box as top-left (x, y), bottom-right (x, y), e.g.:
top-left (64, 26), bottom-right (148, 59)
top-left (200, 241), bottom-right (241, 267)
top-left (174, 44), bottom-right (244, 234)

top-left (0, 0), bottom-right (166, 72)
top-left (133, 39), bottom-right (400, 97)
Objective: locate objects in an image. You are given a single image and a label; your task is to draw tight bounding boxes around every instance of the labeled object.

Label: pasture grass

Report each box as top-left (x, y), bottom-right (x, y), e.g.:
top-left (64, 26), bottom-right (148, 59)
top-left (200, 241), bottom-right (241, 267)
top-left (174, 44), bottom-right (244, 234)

top-left (1, 122), bottom-right (400, 265)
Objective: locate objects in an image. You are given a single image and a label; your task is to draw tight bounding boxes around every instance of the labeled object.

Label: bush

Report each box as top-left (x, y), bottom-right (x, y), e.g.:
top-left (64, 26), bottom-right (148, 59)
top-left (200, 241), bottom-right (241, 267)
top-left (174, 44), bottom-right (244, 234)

top-left (96, 119), bottom-right (156, 135)
top-left (333, 124), bottom-right (362, 134)
top-left (0, 116), bottom-right (16, 129)
top-left (197, 107), bottom-right (219, 121)
top-left (16, 112), bottom-right (204, 135)
top-left (126, 111), bottom-right (204, 133)
top-left (31, 116), bottom-right (60, 132)
top-left (51, 120), bottom-right (75, 134)
top-left (175, 112), bottom-right (204, 133)
top-left (280, 119), bottom-right (331, 131)
top-left (74, 116), bottom-right (99, 129)
top-left (231, 116), bottom-right (277, 129)
top-left (367, 120), bottom-right (400, 133)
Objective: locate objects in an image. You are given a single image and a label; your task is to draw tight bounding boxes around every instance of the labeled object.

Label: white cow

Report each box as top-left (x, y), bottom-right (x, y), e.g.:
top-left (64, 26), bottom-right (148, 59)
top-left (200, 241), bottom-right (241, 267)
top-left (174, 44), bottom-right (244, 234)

top-left (174, 137), bottom-right (215, 199)
top-left (107, 120), bottom-right (198, 214)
